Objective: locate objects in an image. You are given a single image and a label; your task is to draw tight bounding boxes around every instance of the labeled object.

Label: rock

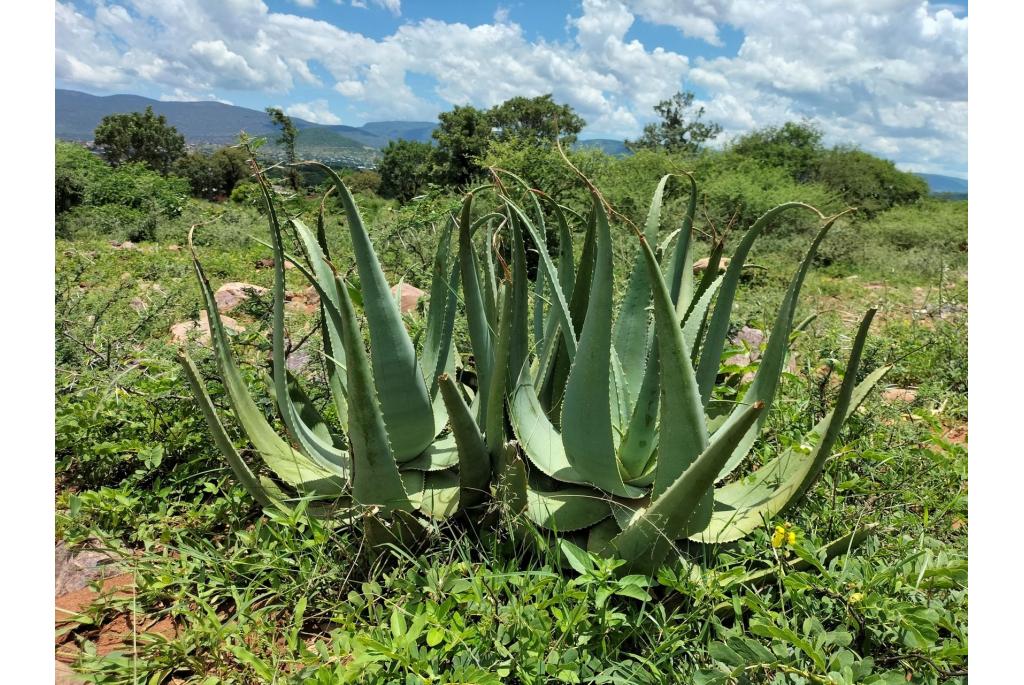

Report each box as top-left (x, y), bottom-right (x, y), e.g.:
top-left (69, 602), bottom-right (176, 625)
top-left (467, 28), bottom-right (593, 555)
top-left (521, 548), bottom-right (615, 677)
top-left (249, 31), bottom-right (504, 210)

top-left (285, 285), bottom-right (320, 315)
top-left (391, 283), bottom-right (426, 314)
top-left (694, 256), bottom-right (730, 275)
top-left (170, 311), bottom-right (244, 345)
top-left (724, 326), bottom-right (765, 369)
top-left (111, 241), bottom-right (136, 250)
top-left (881, 387), bottom-right (918, 403)
top-left (286, 348), bottom-right (313, 373)
top-left (166, 244), bottom-right (181, 252)
top-left (55, 540), bottom-right (121, 597)
top-left (255, 257), bottom-right (295, 270)
top-left (214, 282), bottom-right (269, 313)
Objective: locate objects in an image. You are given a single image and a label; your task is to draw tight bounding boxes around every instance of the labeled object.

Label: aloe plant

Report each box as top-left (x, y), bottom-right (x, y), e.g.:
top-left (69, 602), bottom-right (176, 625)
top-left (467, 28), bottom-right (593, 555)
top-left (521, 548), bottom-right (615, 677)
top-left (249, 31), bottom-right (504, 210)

top-left (180, 159), bottom-right (887, 574)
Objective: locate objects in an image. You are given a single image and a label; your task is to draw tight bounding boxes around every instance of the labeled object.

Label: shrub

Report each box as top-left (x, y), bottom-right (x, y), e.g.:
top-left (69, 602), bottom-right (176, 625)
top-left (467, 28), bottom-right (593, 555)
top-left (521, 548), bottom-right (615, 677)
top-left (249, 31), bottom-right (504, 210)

top-left (815, 147), bottom-right (929, 217)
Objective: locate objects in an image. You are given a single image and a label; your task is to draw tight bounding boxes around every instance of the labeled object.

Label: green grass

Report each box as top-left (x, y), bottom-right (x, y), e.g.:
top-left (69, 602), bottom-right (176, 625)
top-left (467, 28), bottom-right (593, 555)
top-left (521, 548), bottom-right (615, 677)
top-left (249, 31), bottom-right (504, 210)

top-left (55, 194), bottom-right (967, 684)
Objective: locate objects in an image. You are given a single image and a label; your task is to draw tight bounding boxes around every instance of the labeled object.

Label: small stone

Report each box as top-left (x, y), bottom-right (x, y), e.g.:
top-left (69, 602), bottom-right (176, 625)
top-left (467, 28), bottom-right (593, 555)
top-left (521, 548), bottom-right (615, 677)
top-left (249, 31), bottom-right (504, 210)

top-left (391, 283), bottom-right (426, 314)
top-left (166, 244), bottom-right (181, 252)
top-left (215, 282), bottom-right (269, 313)
top-left (694, 256), bottom-right (730, 274)
top-left (881, 387), bottom-right (918, 403)
top-left (170, 311), bottom-right (244, 345)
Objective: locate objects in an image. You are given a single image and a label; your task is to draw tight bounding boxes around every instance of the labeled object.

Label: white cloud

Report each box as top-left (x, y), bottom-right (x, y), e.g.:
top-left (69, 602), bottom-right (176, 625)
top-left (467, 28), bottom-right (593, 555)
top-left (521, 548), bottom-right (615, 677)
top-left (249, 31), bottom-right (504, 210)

top-left (55, 0), bottom-right (967, 173)
top-left (291, 0), bottom-right (317, 8)
top-left (286, 99), bottom-right (342, 124)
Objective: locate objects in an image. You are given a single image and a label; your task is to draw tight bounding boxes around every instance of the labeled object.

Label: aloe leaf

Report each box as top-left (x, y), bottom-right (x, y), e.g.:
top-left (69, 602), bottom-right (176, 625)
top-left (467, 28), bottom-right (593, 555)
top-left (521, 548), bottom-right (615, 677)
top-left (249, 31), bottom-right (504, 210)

top-left (178, 350), bottom-right (288, 512)
top-left (256, 172), bottom-right (353, 477)
top-left (561, 196), bottom-right (644, 498)
top-left (525, 479), bottom-right (611, 532)
top-left (695, 311), bottom-right (884, 544)
top-left (663, 174), bottom-right (697, 312)
top-left (496, 445), bottom-right (528, 515)
top-left (612, 175), bottom-right (672, 408)
top-left (617, 331), bottom-right (660, 480)
top-left (636, 212), bottom-right (708, 501)
top-left (687, 237), bottom-right (725, 321)
top-left (458, 196), bottom-right (493, 425)
top-left (713, 213), bottom-right (843, 481)
top-left (605, 400), bottom-right (763, 568)
top-left (486, 284), bottom-right (512, 465)
top-left (438, 373), bottom-right (490, 511)
top-left (539, 205), bottom-right (597, 415)
top-left (682, 275), bottom-right (723, 355)
top-left (290, 219), bottom-right (349, 433)
top-left (304, 161), bottom-right (435, 461)
top-left (410, 470), bottom-right (461, 520)
top-left (264, 369), bottom-right (344, 449)
top-left (509, 363), bottom-right (591, 487)
top-left (186, 232), bottom-right (345, 495)
top-left (501, 196), bottom-right (577, 362)
top-left (696, 202), bottom-right (823, 406)
top-left (420, 218), bottom-right (458, 404)
top-left (587, 517), bottom-right (622, 554)
top-left (335, 271), bottom-right (412, 514)
top-left (400, 432), bottom-right (460, 472)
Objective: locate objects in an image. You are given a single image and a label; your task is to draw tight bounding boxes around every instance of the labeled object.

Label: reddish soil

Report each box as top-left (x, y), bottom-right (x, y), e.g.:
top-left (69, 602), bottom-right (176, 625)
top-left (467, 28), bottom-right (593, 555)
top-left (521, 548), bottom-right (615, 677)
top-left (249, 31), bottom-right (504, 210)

top-left (56, 571), bottom-right (178, 676)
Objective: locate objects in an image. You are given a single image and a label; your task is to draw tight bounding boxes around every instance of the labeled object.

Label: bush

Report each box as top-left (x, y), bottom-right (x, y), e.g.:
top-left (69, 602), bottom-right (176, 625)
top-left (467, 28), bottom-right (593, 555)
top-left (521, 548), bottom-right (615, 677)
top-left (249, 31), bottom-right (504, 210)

top-left (86, 162), bottom-right (189, 217)
top-left (343, 170), bottom-right (382, 195)
top-left (693, 154), bottom-right (839, 233)
top-left (815, 147), bottom-right (928, 217)
top-left (56, 204), bottom-right (154, 242)
top-left (56, 142), bottom-right (110, 214)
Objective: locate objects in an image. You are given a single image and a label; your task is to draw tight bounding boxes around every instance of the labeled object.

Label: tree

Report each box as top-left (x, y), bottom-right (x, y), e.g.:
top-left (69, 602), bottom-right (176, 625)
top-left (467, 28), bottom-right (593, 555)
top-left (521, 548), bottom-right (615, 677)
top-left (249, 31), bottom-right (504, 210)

top-left (730, 120), bottom-right (824, 182)
top-left (378, 140), bottom-right (434, 201)
top-left (93, 106), bottom-right (186, 174)
top-left (487, 94), bottom-right (586, 147)
top-left (627, 91), bottom-right (722, 155)
top-left (211, 146), bottom-right (251, 196)
top-left (431, 105), bottom-right (492, 187)
top-left (266, 107), bottom-right (300, 190)
top-left (172, 146), bottom-right (251, 199)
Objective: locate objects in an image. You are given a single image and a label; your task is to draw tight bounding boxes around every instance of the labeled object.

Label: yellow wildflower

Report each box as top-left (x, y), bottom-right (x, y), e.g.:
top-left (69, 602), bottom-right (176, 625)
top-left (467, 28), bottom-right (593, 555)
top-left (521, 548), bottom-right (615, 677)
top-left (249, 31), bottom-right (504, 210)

top-left (787, 530), bottom-right (797, 546)
top-left (771, 526), bottom-right (786, 548)
top-left (849, 592), bottom-right (865, 604)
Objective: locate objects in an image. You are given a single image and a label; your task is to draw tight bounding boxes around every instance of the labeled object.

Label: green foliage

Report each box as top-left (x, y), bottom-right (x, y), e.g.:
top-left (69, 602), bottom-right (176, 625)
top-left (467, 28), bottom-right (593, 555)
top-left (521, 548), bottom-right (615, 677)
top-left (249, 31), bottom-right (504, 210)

top-left (488, 94), bottom-right (586, 146)
top-left (93, 105), bottom-right (186, 174)
top-left (730, 120), bottom-right (825, 182)
top-left (627, 91), bottom-right (722, 154)
top-left (55, 141), bottom-right (109, 214)
top-left (431, 105), bottom-right (492, 186)
top-left (85, 162), bottom-right (189, 217)
top-left (343, 169), bottom-right (382, 195)
top-left (693, 155), bottom-right (840, 232)
top-left (816, 147), bottom-right (929, 217)
top-left (266, 107), bottom-right (300, 190)
top-left (378, 139), bottom-right (435, 201)
top-left (173, 146), bottom-right (251, 199)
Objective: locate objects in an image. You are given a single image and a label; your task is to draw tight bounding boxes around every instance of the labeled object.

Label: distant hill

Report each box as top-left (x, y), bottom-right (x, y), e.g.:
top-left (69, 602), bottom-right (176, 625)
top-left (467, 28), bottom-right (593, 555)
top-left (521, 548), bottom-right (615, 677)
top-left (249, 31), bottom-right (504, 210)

top-left (55, 89), bottom-right (435, 162)
top-left (576, 138), bottom-right (630, 156)
top-left (360, 121), bottom-right (437, 144)
top-left (915, 173), bottom-right (968, 197)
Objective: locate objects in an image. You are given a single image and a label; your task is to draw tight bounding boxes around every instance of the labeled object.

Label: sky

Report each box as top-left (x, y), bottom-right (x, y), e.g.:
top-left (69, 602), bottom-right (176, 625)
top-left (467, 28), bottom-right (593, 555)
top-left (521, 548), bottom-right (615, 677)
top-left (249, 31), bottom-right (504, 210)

top-left (55, 0), bottom-right (968, 177)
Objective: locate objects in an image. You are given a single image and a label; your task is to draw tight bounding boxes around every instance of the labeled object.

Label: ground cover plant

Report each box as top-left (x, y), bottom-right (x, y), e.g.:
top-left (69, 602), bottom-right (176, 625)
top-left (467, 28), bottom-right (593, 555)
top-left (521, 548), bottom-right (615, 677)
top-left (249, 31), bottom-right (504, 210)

top-left (55, 138), bottom-right (966, 684)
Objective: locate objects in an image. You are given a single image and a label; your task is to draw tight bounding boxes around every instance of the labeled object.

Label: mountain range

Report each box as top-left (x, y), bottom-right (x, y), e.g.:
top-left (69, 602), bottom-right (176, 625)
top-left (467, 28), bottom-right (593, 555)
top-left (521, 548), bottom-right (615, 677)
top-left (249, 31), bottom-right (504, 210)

top-left (56, 89), bottom-right (966, 195)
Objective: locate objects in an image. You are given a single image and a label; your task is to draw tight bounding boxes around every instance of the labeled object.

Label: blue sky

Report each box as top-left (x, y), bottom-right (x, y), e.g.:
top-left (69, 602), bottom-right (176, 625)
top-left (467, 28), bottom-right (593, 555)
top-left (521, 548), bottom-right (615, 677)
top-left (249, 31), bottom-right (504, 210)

top-left (56, 1), bottom-right (968, 176)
